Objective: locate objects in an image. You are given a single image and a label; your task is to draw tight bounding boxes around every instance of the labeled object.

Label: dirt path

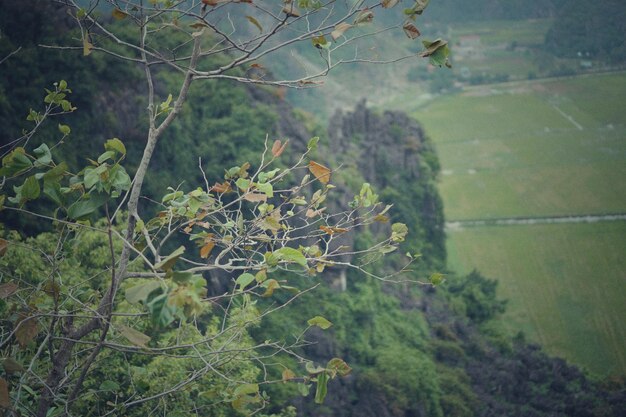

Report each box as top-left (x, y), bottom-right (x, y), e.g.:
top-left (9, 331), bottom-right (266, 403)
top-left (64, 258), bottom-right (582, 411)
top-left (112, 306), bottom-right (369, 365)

top-left (446, 213), bottom-right (626, 229)
top-left (551, 105), bottom-right (584, 130)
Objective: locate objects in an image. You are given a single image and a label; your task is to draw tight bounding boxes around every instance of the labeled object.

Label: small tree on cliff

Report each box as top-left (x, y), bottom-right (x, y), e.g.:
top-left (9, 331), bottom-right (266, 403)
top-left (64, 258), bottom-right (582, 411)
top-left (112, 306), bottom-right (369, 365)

top-left (0, 1), bottom-right (448, 416)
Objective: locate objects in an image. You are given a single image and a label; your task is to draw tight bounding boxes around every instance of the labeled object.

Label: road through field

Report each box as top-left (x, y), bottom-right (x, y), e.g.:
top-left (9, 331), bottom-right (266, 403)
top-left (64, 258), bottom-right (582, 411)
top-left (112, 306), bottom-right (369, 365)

top-left (446, 213), bottom-right (626, 229)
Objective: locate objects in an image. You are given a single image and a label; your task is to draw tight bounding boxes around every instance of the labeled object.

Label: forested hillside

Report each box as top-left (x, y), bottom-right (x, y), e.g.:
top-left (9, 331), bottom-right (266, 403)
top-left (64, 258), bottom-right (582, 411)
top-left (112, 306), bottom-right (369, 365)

top-left (1, 2), bottom-right (624, 417)
top-left (545, 0), bottom-right (626, 63)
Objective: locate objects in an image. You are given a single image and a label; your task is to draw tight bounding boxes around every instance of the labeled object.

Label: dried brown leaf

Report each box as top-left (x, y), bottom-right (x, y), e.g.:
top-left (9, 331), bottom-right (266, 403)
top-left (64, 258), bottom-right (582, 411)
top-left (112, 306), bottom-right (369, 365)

top-left (308, 161), bottom-right (331, 184)
top-left (0, 282), bottom-right (18, 299)
top-left (15, 315), bottom-right (38, 348)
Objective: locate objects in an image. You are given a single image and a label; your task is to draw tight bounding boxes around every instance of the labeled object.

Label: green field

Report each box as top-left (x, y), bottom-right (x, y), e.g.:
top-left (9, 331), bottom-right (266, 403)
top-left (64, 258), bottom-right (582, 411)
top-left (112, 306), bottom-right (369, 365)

top-left (416, 74), bottom-right (626, 220)
top-left (447, 222), bottom-right (626, 377)
top-left (411, 71), bottom-right (626, 377)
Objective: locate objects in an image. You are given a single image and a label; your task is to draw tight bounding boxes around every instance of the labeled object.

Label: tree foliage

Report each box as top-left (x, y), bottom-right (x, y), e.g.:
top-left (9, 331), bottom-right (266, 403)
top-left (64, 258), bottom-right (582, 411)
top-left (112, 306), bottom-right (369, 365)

top-left (0, 1), bottom-right (449, 416)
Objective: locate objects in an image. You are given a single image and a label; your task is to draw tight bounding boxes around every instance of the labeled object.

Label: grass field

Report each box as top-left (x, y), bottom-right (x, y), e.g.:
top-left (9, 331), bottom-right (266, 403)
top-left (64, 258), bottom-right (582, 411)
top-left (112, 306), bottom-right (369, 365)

top-left (415, 73), bottom-right (626, 220)
top-left (447, 222), bottom-right (626, 377)
top-left (411, 70), bottom-right (626, 377)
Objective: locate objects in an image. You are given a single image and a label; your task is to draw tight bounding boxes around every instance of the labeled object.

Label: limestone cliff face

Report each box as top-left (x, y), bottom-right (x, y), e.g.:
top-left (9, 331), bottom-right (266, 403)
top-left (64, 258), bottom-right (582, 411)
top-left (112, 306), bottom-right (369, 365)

top-left (327, 100), bottom-right (431, 186)
top-left (325, 100), bottom-right (446, 275)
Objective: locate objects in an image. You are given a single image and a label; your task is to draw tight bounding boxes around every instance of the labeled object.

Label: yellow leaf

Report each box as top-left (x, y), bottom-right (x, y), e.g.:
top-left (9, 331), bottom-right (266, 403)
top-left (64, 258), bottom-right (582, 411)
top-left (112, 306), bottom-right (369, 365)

top-left (111, 8), bottom-right (128, 20)
top-left (373, 214), bottom-right (389, 223)
top-left (246, 15), bottom-right (263, 32)
top-left (83, 36), bottom-right (93, 56)
top-left (308, 161), bottom-right (331, 184)
top-left (262, 279), bottom-right (280, 297)
top-left (200, 238), bottom-right (215, 259)
top-left (282, 368), bottom-right (296, 382)
top-left (119, 325), bottom-right (151, 348)
top-left (320, 225), bottom-right (348, 235)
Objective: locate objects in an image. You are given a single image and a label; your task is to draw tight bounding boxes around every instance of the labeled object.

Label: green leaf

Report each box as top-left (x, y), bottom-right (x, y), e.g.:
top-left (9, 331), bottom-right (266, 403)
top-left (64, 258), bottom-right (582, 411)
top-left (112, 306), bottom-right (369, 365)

top-left (67, 192), bottom-right (108, 220)
top-left (308, 315), bottom-right (332, 329)
top-left (305, 361), bottom-right (326, 374)
top-left (258, 168), bottom-right (280, 183)
top-left (419, 38), bottom-right (451, 68)
top-left (256, 181), bottom-right (273, 198)
top-left (404, 0), bottom-right (430, 19)
top-left (43, 181), bottom-right (65, 207)
top-left (108, 165), bottom-right (131, 191)
top-left (154, 246), bottom-right (185, 271)
top-left (327, 358), bottom-right (352, 377)
top-left (58, 124), bottom-right (71, 135)
top-left (391, 222), bottom-right (408, 242)
top-left (159, 94), bottom-right (173, 113)
top-left (97, 151), bottom-right (116, 164)
top-left (235, 178), bottom-right (251, 191)
top-left (312, 34), bottom-right (330, 49)
top-left (99, 380), bottom-right (120, 392)
top-left (171, 271), bottom-right (195, 284)
top-left (429, 272), bottom-right (445, 286)
top-left (21, 176), bottom-right (40, 201)
top-left (307, 136), bottom-right (319, 150)
top-left (255, 270), bottom-right (267, 283)
top-left (146, 292), bottom-right (176, 327)
top-left (105, 138), bottom-right (126, 156)
top-left (274, 247), bottom-right (307, 267)
top-left (314, 371), bottom-right (329, 404)
top-left (43, 162), bottom-right (68, 182)
top-left (297, 383), bottom-right (311, 396)
top-left (379, 245), bottom-right (397, 254)
top-left (33, 143), bottom-right (52, 167)
top-left (125, 281), bottom-right (162, 304)
top-left (233, 383), bottom-right (259, 396)
top-left (264, 252), bottom-right (279, 267)
top-left (0, 148), bottom-right (32, 177)
top-left (235, 273), bottom-right (255, 291)
top-left (84, 165), bottom-right (106, 190)
top-left (119, 325), bottom-right (151, 348)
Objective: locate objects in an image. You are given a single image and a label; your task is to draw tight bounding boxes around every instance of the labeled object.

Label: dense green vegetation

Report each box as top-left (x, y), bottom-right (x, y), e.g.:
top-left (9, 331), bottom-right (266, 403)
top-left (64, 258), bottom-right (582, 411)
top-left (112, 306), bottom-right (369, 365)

top-left (545, 0), bottom-right (626, 63)
top-left (1, 2), bottom-right (625, 417)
